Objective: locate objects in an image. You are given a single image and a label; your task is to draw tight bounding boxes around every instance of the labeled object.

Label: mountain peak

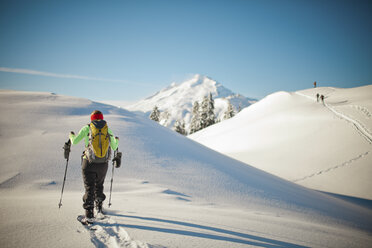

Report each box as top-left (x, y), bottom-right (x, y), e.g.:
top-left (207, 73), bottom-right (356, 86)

top-left (191, 73), bottom-right (209, 81)
top-left (126, 76), bottom-right (256, 131)
top-left (179, 74), bottom-right (216, 88)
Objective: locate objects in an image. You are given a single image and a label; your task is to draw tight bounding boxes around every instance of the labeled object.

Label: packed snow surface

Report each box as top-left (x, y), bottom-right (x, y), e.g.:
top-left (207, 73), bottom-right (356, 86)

top-left (0, 89), bottom-right (371, 248)
top-left (125, 74), bottom-right (256, 130)
top-left (190, 85), bottom-right (372, 200)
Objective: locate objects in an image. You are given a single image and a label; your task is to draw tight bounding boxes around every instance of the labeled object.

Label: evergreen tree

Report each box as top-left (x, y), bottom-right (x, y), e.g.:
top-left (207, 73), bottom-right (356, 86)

top-left (174, 119), bottom-right (187, 135)
top-left (224, 100), bottom-right (235, 120)
top-left (200, 93), bottom-right (215, 129)
top-left (149, 105), bottom-right (160, 122)
top-left (190, 101), bottom-right (201, 134)
top-left (207, 93), bottom-right (216, 126)
top-left (200, 96), bottom-right (208, 129)
top-left (160, 110), bottom-right (170, 126)
top-left (182, 121), bottom-right (187, 135)
top-left (238, 104), bottom-right (242, 113)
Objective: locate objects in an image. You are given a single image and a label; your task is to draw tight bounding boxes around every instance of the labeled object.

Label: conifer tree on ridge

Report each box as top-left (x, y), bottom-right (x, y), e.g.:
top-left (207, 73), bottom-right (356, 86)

top-left (190, 101), bottom-right (201, 134)
top-left (149, 106), bottom-right (160, 122)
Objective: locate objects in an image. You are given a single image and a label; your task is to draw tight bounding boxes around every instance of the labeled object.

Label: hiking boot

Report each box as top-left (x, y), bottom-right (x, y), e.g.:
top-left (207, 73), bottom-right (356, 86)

top-left (95, 201), bottom-right (104, 214)
top-left (85, 208), bottom-right (94, 219)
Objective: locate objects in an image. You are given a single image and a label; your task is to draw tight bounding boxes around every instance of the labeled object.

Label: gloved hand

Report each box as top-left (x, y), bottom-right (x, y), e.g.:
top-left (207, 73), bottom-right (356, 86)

top-left (63, 139), bottom-right (71, 160)
top-left (113, 152), bottom-right (122, 168)
top-left (70, 131), bottom-right (75, 135)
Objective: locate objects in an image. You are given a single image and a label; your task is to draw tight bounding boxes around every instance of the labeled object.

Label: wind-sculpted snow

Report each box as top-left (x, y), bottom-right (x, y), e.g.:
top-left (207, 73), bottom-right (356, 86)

top-left (0, 89), bottom-right (371, 248)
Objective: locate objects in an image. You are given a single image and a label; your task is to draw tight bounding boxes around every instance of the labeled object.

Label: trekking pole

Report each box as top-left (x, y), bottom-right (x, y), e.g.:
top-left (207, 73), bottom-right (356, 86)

top-left (59, 139), bottom-right (71, 209)
top-left (108, 149), bottom-right (117, 208)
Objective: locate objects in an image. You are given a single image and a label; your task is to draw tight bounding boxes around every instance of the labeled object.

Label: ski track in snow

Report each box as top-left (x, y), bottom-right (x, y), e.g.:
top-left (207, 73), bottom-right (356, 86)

top-left (293, 91), bottom-right (371, 182)
top-left (350, 104), bottom-right (372, 119)
top-left (292, 151), bottom-right (370, 183)
top-left (80, 215), bottom-right (153, 248)
top-left (295, 92), bottom-right (372, 144)
top-left (324, 104), bottom-right (372, 144)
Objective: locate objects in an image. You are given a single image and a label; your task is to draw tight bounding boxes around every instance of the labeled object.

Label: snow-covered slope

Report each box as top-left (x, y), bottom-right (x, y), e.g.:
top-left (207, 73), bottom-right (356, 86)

top-left (125, 74), bottom-right (256, 130)
top-left (0, 89), bottom-right (371, 248)
top-left (190, 85), bottom-right (372, 200)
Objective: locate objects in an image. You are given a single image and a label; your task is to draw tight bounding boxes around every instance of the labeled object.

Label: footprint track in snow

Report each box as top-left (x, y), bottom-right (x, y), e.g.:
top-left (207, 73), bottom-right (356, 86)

top-left (295, 92), bottom-right (372, 144)
top-left (80, 215), bottom-right (152, 248)
top-left (293, 151), bottom-right (370, 183)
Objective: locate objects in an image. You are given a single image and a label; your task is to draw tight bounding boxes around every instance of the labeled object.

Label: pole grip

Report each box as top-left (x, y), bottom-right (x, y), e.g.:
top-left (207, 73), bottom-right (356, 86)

top-left (63, 139), bottom-right (71, 160)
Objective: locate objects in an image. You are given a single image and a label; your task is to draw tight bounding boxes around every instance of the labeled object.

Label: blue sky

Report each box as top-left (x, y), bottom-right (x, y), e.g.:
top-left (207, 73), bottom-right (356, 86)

top-left (0, 0), bottom-right (371, 102)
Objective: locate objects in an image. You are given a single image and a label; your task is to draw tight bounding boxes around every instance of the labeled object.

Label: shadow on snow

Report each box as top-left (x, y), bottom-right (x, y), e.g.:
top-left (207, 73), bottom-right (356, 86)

top-left (96, 212), bottom-right (310, 248)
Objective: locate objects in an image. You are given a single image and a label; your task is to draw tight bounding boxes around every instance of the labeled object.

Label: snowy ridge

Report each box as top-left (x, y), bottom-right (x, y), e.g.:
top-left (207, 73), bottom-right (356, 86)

top-left (125, 74), bottom-right (256, 130)
top-left (0, 89), bottom-right (371, 248)
top-left (190, 85), bottom-right (372, 200)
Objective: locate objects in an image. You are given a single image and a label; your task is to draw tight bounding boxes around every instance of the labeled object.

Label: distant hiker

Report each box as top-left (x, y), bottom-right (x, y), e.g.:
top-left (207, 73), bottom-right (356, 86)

top-left (316, 93), bottom-right (320, 102)
top-left (69, 110), bottom-right (119, 221)
top-left (314, 81), bottom-right (317, 88)
top-left (320, 95), bottom-right (325, 104)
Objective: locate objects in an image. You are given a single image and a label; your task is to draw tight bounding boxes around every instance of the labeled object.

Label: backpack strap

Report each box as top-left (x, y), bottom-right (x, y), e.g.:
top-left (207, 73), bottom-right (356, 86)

top-left (87, 124), bottom-right (90, 137)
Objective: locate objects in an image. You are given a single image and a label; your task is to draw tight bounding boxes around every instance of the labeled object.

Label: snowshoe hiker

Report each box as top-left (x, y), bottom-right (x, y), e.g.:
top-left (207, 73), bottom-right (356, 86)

top-left (69, 110), bottom-right (119, 221)
top-left (316, 93), bottom-right (320, 102)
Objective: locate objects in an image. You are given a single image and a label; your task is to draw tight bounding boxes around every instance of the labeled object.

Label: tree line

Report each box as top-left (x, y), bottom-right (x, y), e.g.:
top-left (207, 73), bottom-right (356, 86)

top-left (150, 93), bottom-right (236, 135)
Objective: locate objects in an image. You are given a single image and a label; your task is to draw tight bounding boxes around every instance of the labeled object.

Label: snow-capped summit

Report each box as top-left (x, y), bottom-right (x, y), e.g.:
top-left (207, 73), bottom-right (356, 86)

top-left (126, 74), bottom-right (256, 131)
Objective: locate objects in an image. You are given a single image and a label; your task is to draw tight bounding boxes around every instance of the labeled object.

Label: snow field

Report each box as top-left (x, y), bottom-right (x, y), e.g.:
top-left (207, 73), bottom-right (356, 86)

top-left (0, 89), bottom-right (371, 247)
top-left (190, 86), bottom-right (372, 200)
top-left (2, 182), bottom-right (371, 248)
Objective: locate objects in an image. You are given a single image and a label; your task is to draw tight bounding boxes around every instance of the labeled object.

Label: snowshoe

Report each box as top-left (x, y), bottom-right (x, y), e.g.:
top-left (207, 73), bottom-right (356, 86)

top-left (77, 215), bottom-right (94, 226)
top-left (95, 212), bottom-right (106, 220)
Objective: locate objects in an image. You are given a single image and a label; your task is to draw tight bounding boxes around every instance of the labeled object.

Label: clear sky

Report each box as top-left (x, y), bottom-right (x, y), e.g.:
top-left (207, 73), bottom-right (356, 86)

top-left (0, 0), bottom-right (371, 102)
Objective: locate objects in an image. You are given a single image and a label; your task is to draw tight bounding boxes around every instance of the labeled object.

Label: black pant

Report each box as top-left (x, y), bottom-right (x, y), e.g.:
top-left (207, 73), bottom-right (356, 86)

top-left (81, 159), bottom-right (108, 210)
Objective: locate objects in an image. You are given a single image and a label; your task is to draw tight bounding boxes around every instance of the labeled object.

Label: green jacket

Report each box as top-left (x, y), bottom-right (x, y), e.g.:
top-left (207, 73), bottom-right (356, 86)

top-left (69, 124), bottom-right (119, 151)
